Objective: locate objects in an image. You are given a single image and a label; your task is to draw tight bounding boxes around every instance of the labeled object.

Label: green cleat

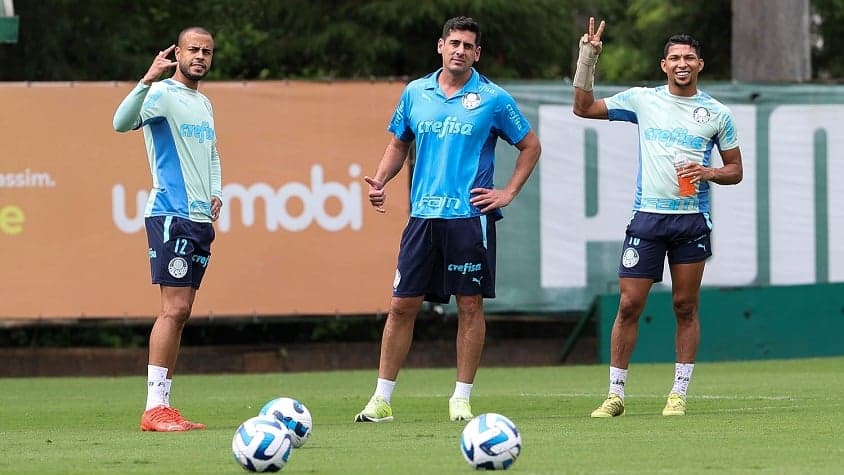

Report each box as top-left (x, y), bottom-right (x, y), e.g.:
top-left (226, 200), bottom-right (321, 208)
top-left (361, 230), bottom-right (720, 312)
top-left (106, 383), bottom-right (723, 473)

top-left (354, 395), bottom-right (394, 422)
top-left (590, 393), bottom-right (625, 418)
top-left (448, 397), bottom-right (474, 421)
top-left (662, 392), bottom-right (687, 416)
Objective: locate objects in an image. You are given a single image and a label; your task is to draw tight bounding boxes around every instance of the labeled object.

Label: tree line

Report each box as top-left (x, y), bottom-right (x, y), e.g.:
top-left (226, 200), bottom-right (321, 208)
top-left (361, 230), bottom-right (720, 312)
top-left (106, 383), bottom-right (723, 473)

top-left (0, 0), bottom-right (841, 82)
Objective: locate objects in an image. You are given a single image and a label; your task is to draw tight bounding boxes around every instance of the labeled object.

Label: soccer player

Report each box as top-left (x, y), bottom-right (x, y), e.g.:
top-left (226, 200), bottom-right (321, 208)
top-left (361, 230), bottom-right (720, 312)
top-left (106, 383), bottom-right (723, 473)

top-left (354, 16), bottom-right (541, 423)
top-left (112, 26), bottom-right (222, 431)
top-left (572, 18), bottom-right (743, 417)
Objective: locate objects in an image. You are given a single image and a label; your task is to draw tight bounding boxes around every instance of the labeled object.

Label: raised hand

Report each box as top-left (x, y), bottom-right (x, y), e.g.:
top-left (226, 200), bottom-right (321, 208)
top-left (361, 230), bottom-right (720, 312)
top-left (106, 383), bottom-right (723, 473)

top-left (581, 17), bottom-right (606, 55)
top-left (141, 45), bottom-right (177, 85)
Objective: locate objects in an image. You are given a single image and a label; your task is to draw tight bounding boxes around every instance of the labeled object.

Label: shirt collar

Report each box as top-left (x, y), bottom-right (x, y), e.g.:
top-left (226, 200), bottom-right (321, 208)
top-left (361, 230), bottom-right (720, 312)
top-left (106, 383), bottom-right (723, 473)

top-left (424, 67), bottom-right (480, 97)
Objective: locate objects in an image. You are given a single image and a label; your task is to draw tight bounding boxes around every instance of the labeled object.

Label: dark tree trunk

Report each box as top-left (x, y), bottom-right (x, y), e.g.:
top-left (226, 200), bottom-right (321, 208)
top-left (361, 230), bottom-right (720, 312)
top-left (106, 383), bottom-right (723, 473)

top-left (732, 0), bottom-right (811, 82)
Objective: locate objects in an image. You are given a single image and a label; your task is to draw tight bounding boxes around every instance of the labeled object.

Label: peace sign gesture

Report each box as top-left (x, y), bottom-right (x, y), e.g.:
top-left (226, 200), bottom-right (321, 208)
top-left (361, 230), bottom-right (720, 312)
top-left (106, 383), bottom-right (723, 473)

top-left (580, 17), bottom-right (606, 56)
top-left (141, 45), bottom-right (177, 85)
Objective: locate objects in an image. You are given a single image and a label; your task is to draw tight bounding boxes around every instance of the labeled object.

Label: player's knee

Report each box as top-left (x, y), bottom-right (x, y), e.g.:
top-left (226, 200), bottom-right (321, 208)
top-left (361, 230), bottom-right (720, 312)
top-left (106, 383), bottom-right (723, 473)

top-left (388, 300), bottom-right (420, 320)
top-left (160, 304), bottom-right (192, 323)
top-left (456, 296), bottom-right (483, 318)
top-left (617, 296), bottom-right (645, 322)
top-left (672, 299), bottom-right (698, 321)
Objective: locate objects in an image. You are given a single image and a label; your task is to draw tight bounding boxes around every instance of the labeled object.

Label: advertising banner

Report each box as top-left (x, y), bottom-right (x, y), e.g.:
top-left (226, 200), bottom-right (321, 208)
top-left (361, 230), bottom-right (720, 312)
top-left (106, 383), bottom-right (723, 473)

top-left (3, 81), bottom-right (843, 319)
top-left (0, 81), bottom-right (408, 319)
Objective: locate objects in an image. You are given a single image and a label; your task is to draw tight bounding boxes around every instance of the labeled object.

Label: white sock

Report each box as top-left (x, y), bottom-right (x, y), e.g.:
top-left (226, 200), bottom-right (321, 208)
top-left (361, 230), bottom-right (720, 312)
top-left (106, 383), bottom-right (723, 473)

top-left (374, 378), bottom-right (396, 403)
top-left (671, 363), bottom-right (695, 397)
top-left (145, 365), bottom-right (169, 411)
top-left (163, 379), bottom-right (172, 407)
top-left (451, 381), bottom-right (473, 401)
top-left (609, 366), bottom-right (628, 400)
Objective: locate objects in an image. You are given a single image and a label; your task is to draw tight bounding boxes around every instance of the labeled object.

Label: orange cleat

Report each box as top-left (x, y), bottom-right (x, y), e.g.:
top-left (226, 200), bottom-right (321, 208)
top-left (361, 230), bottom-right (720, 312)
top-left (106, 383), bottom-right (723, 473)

top-left (140, 406), bottom-right (206, 432)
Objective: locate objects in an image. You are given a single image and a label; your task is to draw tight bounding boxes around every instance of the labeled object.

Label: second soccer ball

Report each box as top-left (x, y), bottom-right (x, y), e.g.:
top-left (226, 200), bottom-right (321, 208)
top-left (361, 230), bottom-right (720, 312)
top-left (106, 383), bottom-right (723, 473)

top-left (259, 397), bottom-right (313, 448)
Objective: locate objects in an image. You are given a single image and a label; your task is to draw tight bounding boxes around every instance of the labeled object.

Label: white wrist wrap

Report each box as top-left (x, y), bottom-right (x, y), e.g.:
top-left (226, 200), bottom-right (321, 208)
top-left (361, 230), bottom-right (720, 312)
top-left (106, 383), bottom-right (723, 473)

top-left (573, 39), bottom-right (600, 91)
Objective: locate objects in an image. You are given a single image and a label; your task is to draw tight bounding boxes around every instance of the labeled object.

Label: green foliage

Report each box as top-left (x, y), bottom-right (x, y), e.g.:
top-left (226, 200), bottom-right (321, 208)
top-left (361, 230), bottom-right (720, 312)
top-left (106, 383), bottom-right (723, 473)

top-left (0, 325), bottom-right (146, 348)
top-left (0, 315), bottom-right (565, 347)
top-left (812, 0), bottom-right (844, 80)
top-left (0, 1), bottom-right (837, 82)
top-left (0, 0), bottom-right (579, 81)
top-left (599, 46), bottom-right (653, 85)
top-left (590, 0), bottom-right (734, 82)
top-left (1, 358), bottom-right (843, 473)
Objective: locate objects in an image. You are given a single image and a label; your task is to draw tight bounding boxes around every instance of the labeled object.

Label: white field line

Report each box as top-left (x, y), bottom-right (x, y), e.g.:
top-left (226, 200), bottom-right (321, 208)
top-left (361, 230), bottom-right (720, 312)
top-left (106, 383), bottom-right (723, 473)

top-left (391, 392), bottom-right (804, 401)
top-left (516, 392), bottom-right (801, 401)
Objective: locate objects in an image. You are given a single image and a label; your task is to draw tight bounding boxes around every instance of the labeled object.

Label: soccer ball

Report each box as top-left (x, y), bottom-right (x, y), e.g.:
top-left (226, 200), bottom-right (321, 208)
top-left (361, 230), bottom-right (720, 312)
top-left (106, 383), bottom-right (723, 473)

top-left (232, 415), bottom-right (294, 472)
top-left (258, 397), bottom-right (313, 448)
top-left (460, 413), bottom-right (521, 470)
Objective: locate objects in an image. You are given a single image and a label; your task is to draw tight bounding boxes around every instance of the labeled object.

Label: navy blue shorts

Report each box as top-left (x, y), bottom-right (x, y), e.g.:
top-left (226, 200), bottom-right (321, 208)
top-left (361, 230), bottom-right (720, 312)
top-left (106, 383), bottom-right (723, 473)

top-left (618, 211), bottom-right (712, 283)
top-left (145, 216), bottom-right (215, 289)
top-left (393, 216), bottom-right (497, 304)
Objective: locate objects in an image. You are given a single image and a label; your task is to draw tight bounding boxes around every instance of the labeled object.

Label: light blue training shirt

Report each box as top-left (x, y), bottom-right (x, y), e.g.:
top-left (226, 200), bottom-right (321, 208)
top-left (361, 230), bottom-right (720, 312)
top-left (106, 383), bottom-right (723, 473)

top-left (113, 78), bottom-right (222, 223)
top-left (604, 85), bottom-right (739, 214)
top-left (389, 68), bottom-right (531, 219)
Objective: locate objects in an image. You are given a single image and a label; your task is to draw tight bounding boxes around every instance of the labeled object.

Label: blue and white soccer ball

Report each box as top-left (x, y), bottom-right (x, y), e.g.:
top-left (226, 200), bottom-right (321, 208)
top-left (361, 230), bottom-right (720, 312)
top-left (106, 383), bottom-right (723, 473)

top-left (258, 397), bottom-right (313, 448)
top-left (232, 415), bottom-right (294, 472)
top-left (460, 413), bottom-right (522, 470)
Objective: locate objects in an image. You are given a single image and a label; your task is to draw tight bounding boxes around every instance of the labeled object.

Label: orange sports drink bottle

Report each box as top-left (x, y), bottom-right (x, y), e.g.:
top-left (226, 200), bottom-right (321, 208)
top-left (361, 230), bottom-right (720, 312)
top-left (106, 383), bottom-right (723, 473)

top-left (673, 154), bottom-right (696, 197)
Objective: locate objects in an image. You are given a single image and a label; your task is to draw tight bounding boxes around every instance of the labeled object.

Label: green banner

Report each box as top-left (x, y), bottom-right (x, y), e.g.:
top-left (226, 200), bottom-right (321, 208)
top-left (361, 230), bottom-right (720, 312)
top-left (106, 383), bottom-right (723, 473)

top-left (594, 283), bottom-right (844, 362)
top-left (0, 16), bottom-right (18, 43)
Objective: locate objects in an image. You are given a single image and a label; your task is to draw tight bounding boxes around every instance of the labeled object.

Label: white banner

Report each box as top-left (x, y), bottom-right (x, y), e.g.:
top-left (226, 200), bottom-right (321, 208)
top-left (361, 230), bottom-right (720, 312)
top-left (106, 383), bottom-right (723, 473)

top-left (536, 103), bottom-right (844, 290)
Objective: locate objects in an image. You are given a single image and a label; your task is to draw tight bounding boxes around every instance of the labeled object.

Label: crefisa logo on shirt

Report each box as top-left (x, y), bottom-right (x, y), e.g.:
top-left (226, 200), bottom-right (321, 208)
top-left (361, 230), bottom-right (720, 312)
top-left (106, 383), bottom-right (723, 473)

top-left (180, 121), bottom-right (215, 143)
top-left (692, 107), bottom-right (710, 124)
top-left (462, 93), bottom-right (481, 110)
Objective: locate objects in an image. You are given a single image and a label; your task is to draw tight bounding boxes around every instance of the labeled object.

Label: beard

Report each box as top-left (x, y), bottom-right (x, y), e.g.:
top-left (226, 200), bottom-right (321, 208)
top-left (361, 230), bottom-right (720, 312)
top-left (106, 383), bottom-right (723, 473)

top-left (179, 62), bottom-right (208, 81)
top-left (671, 74), bottom-right (695, 89)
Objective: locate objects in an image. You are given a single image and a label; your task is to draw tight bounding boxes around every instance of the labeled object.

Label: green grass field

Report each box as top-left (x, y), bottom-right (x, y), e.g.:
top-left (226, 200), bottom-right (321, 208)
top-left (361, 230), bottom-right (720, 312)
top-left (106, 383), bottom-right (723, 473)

top-left (1, 357), bottom-right (842, 474)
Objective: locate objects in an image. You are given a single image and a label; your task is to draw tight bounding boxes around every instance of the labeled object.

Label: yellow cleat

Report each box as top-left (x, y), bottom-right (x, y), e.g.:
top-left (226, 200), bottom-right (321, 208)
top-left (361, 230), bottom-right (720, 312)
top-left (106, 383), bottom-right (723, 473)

top-left (354, 395), bottom-right (394, 422)
top-left (449, 397), bottom-right (474, 421)
top-left (590, 393), bottom-right (625, 418)
top-left (662, 392), bottom-right (687, 416)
